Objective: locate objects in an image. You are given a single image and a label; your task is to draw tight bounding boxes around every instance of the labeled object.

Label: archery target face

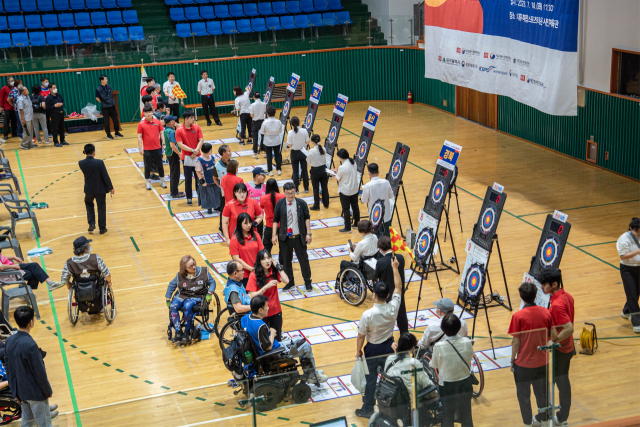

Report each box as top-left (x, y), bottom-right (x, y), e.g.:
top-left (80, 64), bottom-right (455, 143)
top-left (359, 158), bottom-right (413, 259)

top-left (464, 264), bottom-right (485, 300)
top-left (248, 81), bottom-right (253, 91)
top-left (304, 113), bottom-right (313, 128)
top-left (283, 101), bottom-right (290, 117)
top-left (328, 126), bottom-right (337, 143)
top-left (480, 206), bottom-right (497, 235)
top-left (370, 200), bottom-right (384, 228)
top-left (431, 180), bottom-right (445, 204)
top-left (540, 236), bottom-right (559, 268)
top-left (414, 228), bottom-right (434, 262)
top-left (391, 159), bottom-right (402, 181)
top-left (264, 92), bottom-right (270, 103)
top-left (357, 141), bottom-right (368, 160)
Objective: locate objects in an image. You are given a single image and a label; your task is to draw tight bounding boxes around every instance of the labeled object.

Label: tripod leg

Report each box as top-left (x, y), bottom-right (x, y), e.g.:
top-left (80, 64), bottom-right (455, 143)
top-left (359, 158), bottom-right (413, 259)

top-left (496, 238), bottom-right (513, 310)
top-left (443, 205), bottom-right (449, 243)
top-left (414, 276), bottom-right (425, 330)
top-left (434, 266), bottom-right (443, 298)
top-left (446, 209), bottom-right (460, 274)
top-left (402, 184), bottom-right (413, 232)
top-left (454, 186), bottom-right (463, 233)
top-left (482, 294), bottom-right (496, 359)
top-left (406, 267), bottom-right (416, 291)
top-left (471, 304), bottom-right (478, 339)
top-left (444, 191), bottom-right (452, 241)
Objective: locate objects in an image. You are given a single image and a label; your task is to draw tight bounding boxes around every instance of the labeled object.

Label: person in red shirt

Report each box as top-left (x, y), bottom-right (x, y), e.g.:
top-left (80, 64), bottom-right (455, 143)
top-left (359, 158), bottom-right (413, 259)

top-left (246, 249), bottom-right (289, 340)
top-left (260, 178), bottom-right (285, 255)
top-left (0, 77), bottom-right (17, 142)
top-left (539, 269), bottom-right (574, 426)
top-left (137, 104), bottom-right (166, 191)
top-left (175, 111), bottom-right (204, 205)
top-left (222, 183), bottom-right (263, 246)
top-left (508, 282), bottom-right (557, 427)
top-left (141, 77), bottom-right (155, 96)
top-left (220, 159), bottom-right (243, 203)
top-left (229, 213), bottom-right (264, 285)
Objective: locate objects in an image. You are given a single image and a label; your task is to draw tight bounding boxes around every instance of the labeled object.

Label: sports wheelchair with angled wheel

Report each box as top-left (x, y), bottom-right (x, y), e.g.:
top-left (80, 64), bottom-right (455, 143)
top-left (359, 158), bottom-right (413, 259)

top-left (216, 307), bottom-right (243, 351)
top-left (0, 389), bottom-right (21, 425)
top-left (166, 290), bottom-right (220, 346)
top-left (336, 255), bottom-right (379, 306)
top-left (67, 272), bottom-right (115, 325)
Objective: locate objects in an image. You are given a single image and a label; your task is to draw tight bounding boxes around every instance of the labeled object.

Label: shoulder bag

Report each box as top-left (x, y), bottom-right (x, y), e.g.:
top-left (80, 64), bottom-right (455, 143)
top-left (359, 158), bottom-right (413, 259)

top-left (447, 340), bottom-right (479, 385)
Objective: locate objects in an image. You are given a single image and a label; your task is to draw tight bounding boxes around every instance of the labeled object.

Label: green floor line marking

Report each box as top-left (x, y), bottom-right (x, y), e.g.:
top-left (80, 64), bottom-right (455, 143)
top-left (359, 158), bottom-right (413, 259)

top-left (46, 326), bottom-right (52, 330)
top-left (130, 236), bottom-right (140, 252)
top-left (278, 417), bottom-right (290, 421)
top-left (167, 200), bottom-right (173, 216)
top-left (70, 344), bottom-right (77, 349)
top-left (281, 302), bottom-right (350, 323)
top-left (40, 320), bottom-right (45, 324)
top-left (301, 422), bottom-right (313, 425)
top-left (257, 412), bottom-right (267, 416)
top-left (214, 402), bottom-right (226, 406)
top-left (80, 351), bottom-right (87, 355)
top-left (103, 363), bottom-right (111, 367)
top-left (161, 386), bottom-right (171, 390)
top-left (116, 369), bottom-right (124, 373)
top-left (130, 375), bottom-right (139, 379)
top-left (578, 241), bottom-right (617, 248)
top-left (235, 407), bottom-right (248, 411)
top-left (62, 338), bottom-right (68, 342)
top-left (15, 150), bottom-right (82, 427)
top-left (195, 397), bottom-right (206, 401)
top-left (518, 198), bottom-right (640, 218)
top-left (91, 357), bottom-right (99, 361)
top-left (145, 380), bottom-right (154, 385)
top-left (178, 391), bottom-right (188, 396)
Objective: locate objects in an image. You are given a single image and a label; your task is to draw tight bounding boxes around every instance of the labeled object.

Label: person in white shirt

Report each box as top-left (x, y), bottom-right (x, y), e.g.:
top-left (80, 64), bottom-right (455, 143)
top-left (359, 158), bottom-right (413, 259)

top-left (417, 298), bottom-right (468, 354)
top-left (307, 134), bottom-right (329, 210)
top-left (429, 313), bottom-right (474, 427)
top-left (332, 149), bottom-right (360, 233)
top-left (286, 116), bottom-right (310, 194)
top-left (249, 91), bottom-right (266, 158)
top-left (340, 219), bottom-right (378, 270)
top-left (361, 163), bottom-right (395, 237)
top-left (234, 86), bottom-right (252, 145)
top-left (355, 255), bottom-right (402, 418)
top-left (260, 106), bottom-right (284, 176)
top-left (163, 72), bottom-right (184, 123)
top-left (618, 217), bottom-right (640, 332)
top-left (197, 71), bottom-right (221, 126)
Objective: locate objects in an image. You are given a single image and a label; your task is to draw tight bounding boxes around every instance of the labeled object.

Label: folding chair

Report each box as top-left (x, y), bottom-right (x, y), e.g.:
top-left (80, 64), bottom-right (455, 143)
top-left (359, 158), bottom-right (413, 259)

top-left (0, 150), bottom-right (21, 195)
top-left (1, 197), bottom-right (41, 239)
top-left (0, 272), bottom-right (41, 326)
top-left (0, 224), bottom-right (24, 259)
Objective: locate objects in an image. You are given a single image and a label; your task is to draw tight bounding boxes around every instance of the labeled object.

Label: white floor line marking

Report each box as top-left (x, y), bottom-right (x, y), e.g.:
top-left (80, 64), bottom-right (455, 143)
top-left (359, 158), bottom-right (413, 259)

top-left (17, 164), bottom-right (135, 178)
top-left (20, 157), bottom-right (128, 169)
top-left (175, 402), bottom-right (309, 427)
top-left (36, 281), bottom-right (170, 306)
top-left (11, 205), bottom-right (165, 225)
top-left (40, 231), bottom-right (88, 246)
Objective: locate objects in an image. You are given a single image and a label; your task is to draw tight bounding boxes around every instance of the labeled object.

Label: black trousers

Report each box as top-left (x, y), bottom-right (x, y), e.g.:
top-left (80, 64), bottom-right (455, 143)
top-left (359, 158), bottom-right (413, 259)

top-left (167, 103), bottom-right (180, 122)
top-left (168, 152), bottom-right (181, 196)
top-left (278, 235), bottom-right (311, 287)
top-left (239, 113), bottom-right (252, 140)
top-left (85, 193), bottom-right (107, 230)
top-left (144, 149), bottom-right (164, 180)
top-left (218, 195), bottom-right (225, 231)
top-left (263, 226), bottom-right (274, 255)
top-left (291, 150), bottom-right (309, 192)
top-left (514, 364), bottom-right (548, 425)
top-left (310, 166), bottom-right (329, 208)
top-left (264, 311), bottom-right (283, 342)
top-left (50, 110), bottom-right (65, 144)
top-left (183, 165), bottom-right (198, 200)
top-left (554, 349), bottom-right (573, 423)
top-left (361, 337), bottom-right (394, 411)
top-left (18, 262), bottom-right (49, 290)
top-left (3, 109), bottom-right (17, 138)
top-left (339, 193), bottom-right (360, 230)
top-left (441, 376), bottom-right (474, 427)
top-left (621, 264), bottom-right (640, 327)
top-left (251, 119), bottom-right (263, 154)
top-left (102, 105), bottom-right (120, 136)
top-left (265, 145), bottom-right (282, 172)
top-left (201, 95), bottom-right (219, 123)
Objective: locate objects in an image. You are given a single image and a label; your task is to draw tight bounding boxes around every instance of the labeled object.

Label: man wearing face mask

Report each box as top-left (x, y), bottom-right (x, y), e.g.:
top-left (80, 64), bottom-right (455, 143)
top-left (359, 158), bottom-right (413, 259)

top-left (60, 237), bottom-right (112, 294)
top-left (0, 77), bottom-right (17, 143)
top-left (45, 83), bottom-right (67, 147)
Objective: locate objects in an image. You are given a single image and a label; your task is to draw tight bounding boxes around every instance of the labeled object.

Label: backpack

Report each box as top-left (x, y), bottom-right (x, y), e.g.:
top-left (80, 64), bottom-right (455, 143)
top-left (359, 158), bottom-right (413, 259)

top-left (375, 360), bottom-right (411, 411)
top-left (222, 329), bottom-right (254, 373)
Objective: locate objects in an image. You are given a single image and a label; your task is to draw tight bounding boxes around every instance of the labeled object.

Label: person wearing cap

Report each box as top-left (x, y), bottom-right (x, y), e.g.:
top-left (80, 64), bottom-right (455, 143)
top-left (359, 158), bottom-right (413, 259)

top-left (163, 115), bottom-right (185, 199)
top-left (416, 298), bottom-right (468, 353)
top-left (60, 237), bottom-right (112, 292)
top-left (249, 91), bottom-right (266, 158)
top-left (195, 142), bottom-right (221, 215)
top-left (79, 143), bottom-right (114, 235)
top-left (247, 167), bottom-right (267, 236)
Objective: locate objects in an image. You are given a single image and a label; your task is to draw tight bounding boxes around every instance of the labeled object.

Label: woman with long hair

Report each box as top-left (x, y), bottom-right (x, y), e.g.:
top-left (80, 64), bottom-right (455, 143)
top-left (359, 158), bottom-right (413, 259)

top-left (233, 85), bottom-right (252, 144)
top-left (229, 213), bottom-right (264, 286)
top-left (332, 148), bottom-right (360, 233)
top-left (259, 178), bottom-right (285, 254)
top-left (222, 182), bottom-right (262, 247)
top-left (246, 249), bottom-right (289, 340)
top-left (286, 116), bottom-right (310, 194)
top-left (307, 134), bottom-right (329, 210)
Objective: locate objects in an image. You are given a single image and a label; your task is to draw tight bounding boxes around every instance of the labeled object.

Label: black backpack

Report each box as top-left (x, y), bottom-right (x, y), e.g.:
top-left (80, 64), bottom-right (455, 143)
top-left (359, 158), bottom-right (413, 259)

top-left (31, 95), bottom-right (42, 114)
top-left (375, 360), bottom-right (412, 419)
top-left (222, 329), bottom-right (254, 373)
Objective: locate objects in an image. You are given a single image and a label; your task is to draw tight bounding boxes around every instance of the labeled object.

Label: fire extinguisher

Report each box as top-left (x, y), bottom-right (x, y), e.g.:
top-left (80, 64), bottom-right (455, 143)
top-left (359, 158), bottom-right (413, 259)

top-left (407, 91), bottom-right (413, 104)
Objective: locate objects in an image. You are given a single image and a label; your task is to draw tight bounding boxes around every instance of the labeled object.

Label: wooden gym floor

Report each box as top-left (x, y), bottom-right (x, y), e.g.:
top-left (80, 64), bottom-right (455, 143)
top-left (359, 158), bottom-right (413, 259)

top-left (4, 101), bottom-right (639, 426)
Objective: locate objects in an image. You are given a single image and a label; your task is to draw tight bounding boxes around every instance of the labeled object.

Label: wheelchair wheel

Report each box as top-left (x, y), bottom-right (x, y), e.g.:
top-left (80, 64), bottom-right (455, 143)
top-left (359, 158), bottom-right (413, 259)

top-left (337, 267), bottom-right (368, 306)
top-left (219, 318), bottom-right (241, 351)
top-left (214, 307), bottom-right (231, 338)
top-left (471, 353), bottom-right (484, 398)
top-left (253, 383), bottom-right (282, 412)
top-left (0, 395), bottom-right (21, 425)
top-left (201, 292), bottom-right (220, 333)
top-left (102, 285), bottom-right (116, 324)
top-left (422, 355), bottom-right (439, 386)
top-left (68, 287), bottom-right (79, 326)
top-left (291, 382), bottom-right (312, 404)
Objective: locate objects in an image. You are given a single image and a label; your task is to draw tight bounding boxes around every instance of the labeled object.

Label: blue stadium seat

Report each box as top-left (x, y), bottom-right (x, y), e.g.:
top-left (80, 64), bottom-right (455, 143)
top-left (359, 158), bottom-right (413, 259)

top-left (313, 0), bottom-right (328, 12)
top-left (170, 8), bottom-right (186, 21)
top-left (25, 15), bottom-right (43, 29)
top-left (229, 3), bottom-right (243, 17)
top-left (54, 0), bottom-right (70, 10)
top-left (209, 0), bottom-right (222, 2)
top-left (176, 23), bottom-right (191, 37)
top-left (265, 16), bottom-right (280, 30)
top-left (243, 3), bottom-right (258, 16)
top-left (0, 2), bottom-right (3, 13)
top-left (116, 0), bottom-right (131, 7)
top-left (128, 26), bottom-right (144, 40)
top-left (194, 0), bottom-right (207, 4)
top-left (199, 6), bottom-right (214, 19)
top-left (280, 15), bottom-right (295, 29)
top-left (0, 17), bottom-right (7, 31)
top-left (258, 2), bottom-right (273, 15)
top-left (30, 32), bottom-right (47, 46)
top-left (91, 11), bottom-right (107, 25)
top-left (122, 10), bottom-right (138, 23)
top-left (214, 4), bottom-right (229, 18)
top-left (250, 17), bottom-right (266, 32)
top-left (75, 12), bottom-right (91, 26)
top-left (42, 14), bottom-right (59, 28)
top-left (37, 0), bottom-right (54, 11)
top-left (111, 26), bottom-right (128, 41)
top-left (286, 1), bottom-right (301, 13)
top-left (106, 10), bottom-right (123, 25)
top-left (46, 30), bottom-right (64, 45)
top-left (79, 28), bottom-right (96, 43)
top-left (184, 6), bottom-right (200, 20)
top-left (101, 0), bottom-right (116, 8)
top-left (300, 0), bottom-right (314, 12)
top-left (58, 13), bottom-right (75, 27)
top-left (221, 20), bottom-right (236, 34)
top-left (5, 1), bottom-right (21, 13)
top-left (8, 16), bottom-right (26, 31)
top-left (165, 0), bottom-right (180, 5)
top-left (86, 0), bottom-right (100, 9)
top-left (21, 0), bottom-right (38, 12)
top-left (70, 0), bottom-right (85, 10)
top-left (236, 18), bottom-right (251, 33)
top-left (179, 0), bottom-right (193, 5)
top-left (322, 12), bottom-right (336, 25)
top-left (62, 29), bottom-right (80, 44)
top-left (294, 14), bottom-right (308, 28)
top-left (206, 20), bottom-right (222, 35)
top-left (327, 0), bottom-right (341, 10)
top-left (272, 1), bottom-right (286, 14)
top-left (336, 10), bottom-right (350, 24)
top-left (308, 13), bottom-right (323, 27)
top-left (0, 35), bottom-right (11, 49)
top-left (191, 21), bottom-right (206, 35)
top-left (96, 27), bottom-right (111, 42)
top-left (11, 33), bottom-right (30, 47)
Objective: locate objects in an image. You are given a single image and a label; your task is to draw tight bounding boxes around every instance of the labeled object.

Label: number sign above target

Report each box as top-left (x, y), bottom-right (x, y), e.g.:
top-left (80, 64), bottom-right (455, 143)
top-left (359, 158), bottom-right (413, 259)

top-left (309, 83), bottom-right (323, 104)
top-left (333, 94), bottom-right (348, 116)
top-left (287, 73), bottom-right (300, 92)
top-left (363, 106), bottom-right (380, 131)
top-left (437, 140), bottom-right (462, 171)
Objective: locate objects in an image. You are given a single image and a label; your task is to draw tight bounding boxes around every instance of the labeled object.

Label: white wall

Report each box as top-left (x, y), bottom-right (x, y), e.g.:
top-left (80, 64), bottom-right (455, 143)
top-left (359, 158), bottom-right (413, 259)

top-left (361, 0), bottom-right (417, 45)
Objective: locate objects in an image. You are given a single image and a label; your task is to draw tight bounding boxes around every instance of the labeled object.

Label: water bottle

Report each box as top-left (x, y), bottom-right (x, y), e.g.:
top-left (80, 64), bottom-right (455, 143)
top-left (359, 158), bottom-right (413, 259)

top-left (30, 228), bottom-right (35, 240)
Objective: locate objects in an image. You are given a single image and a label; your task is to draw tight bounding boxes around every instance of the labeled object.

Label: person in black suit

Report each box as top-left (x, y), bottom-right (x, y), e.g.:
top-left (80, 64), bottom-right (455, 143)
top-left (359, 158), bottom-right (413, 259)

top-left (79, 143), bottom-right (114, 234)
top-left (271, 182), bottom-right (313, 291)
top-left (374, 236), bottom-right (408, 334)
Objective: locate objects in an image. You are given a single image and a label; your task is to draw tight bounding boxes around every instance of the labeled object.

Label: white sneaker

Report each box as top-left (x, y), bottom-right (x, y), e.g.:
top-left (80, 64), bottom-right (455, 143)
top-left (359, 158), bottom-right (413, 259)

top-left (621, 312), bottom-right (631, 319)
top-left (146, 182), bottom-right (152, 190)
top-left (317, 370), bottom-right (324, 374)
top-left (309, 373), bottom-right (328, 384)
top-left (0, 137), bottom-right (6, 144)
top-left (277, 170), bottom-right (281, 176)
top-left (268, 171), bottom-right (273, 176)
top-left (263, 153), bottom-right (267, 158)
top-left (634, 326), bottom-right (640, 334)
top-left (554, 417), bottom-right (568, 426)
top-left (532, 415), bottom-right (548, 427)
top-left (253, 154), bottom-right (259, 159)
top-left (161, 181), bottom-right (167, 188)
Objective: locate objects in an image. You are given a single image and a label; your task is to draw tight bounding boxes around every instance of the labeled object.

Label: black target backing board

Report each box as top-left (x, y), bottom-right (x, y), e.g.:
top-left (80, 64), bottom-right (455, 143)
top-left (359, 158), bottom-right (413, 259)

top-left (324, 94), bottom-right (349, 168)
top-left (302, 83), bottom-right (323, 134)
top-left (423, 164), bottom-right (453, 221)
top-left (470, 184), bottom-right (508, 253)
top-left (279, 72), bottom-right (300, 126)
top-left (246, 68), bottom-right (257, 95)
top-left (385, 142), bottom-right (410, 198)
top-left (354, 106), bottom-right (381, 183)
top-left (529, 212), bottom-right (572, 277)
top-left (263, 76), bottom-right (275, 110)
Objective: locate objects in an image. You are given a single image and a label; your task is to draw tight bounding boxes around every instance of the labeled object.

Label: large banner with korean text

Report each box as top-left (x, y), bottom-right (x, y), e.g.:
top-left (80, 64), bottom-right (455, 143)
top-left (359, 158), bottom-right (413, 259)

top-left (423, 0), bottom-right (579, 116)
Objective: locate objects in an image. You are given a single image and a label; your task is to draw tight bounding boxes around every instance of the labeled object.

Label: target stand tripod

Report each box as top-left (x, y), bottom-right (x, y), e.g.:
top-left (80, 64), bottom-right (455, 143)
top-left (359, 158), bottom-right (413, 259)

top-left (457, 293), bottom-right (497, 359)
top-left (390, 180), bottom-right (414, 239)
top-left (434, 206), bottom-right (460, 274)
top-left (475, 231), bottom-right (512, 313)
top-left (443, 182), bottom-right (463, 242)
top-left (409, 255), bottom-right (444, 330)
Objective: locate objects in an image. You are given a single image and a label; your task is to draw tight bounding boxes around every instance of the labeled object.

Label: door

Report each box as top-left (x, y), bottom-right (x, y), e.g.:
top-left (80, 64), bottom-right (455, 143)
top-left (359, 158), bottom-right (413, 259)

top-left (455, 86), bottom-right (497, 129)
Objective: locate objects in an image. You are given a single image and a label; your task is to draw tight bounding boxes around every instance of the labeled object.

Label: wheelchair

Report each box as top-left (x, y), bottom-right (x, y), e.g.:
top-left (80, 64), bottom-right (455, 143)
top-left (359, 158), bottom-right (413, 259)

top-left (166, 290), bottom-right (220, 346)
top-left (0, 389), bottom-right (21, 425)
top-left (335, 255), bottom-right (378, 306)
top-left (215, 306), bottom-right (243, 351)
top-left (67, 272), bottom-right (115, 325)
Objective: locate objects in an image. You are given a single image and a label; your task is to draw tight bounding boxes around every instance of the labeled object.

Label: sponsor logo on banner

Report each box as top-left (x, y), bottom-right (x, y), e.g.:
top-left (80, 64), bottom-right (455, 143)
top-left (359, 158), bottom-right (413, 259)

top-left (457, 47), bottom-right (461, 53)
top-left (528, 78), bottom-right (545, 88)
top-left (509, 70), bottom-right (519, 78)
top-left (521, 75), bottom-right (526, 81)
top-left (493, 69), bottom-right (509, 76)
top-left (479, 66), bottom-right (496, 72)
top-left (484, 52), bottom-right (489, 58)
top-left (441, 57), bottom-right (461, 66)
top-left (462, 61), bottom-right (478, 69)
top-left (459, 48), bottom-right (480, 56)
top-left (490, 53), bottom-right (512, 61)
top-left (513, 57), bottom-right (531, 67)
